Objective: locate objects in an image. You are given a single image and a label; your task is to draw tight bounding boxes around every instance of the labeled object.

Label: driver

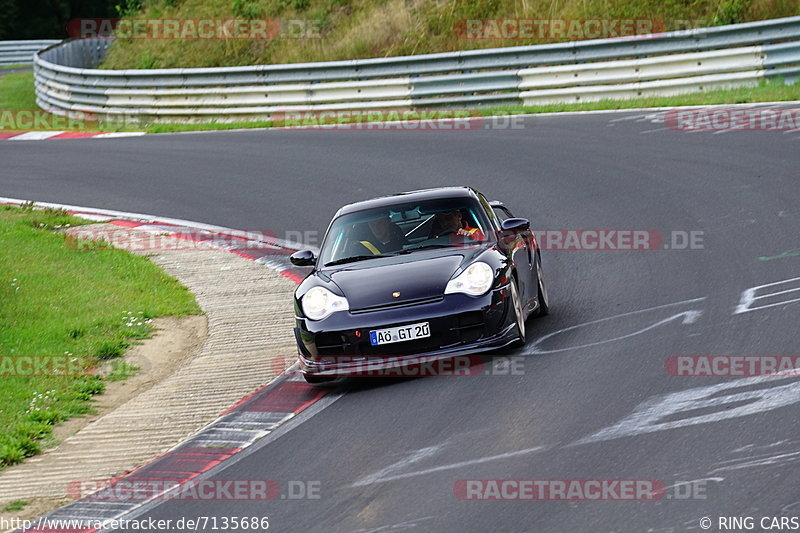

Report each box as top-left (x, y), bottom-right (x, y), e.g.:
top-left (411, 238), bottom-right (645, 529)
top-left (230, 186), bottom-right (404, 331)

top-left (357, 214), bottom-right (408, 255)
top-left (430, 209), bottom-right (484, 241)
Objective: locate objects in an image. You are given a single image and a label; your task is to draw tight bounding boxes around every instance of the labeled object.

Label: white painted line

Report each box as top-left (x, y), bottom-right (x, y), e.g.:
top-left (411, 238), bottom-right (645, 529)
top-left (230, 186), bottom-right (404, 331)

top-left (93, 132), bottom-right (146, 138)
top-left (710, 450), bottom-right (800, 473)
top-left (640, 127), bottom-right (670, 134)
top-left (142, 100), bottom-right (800, 137)
top-left (660, 477), bottom-right (724, 492)
top-left (70, 213), bottom-right (115, 221)
top-left (734, 276), bottom-right (800, 314)
top-left (7, 101), bottom-right (798, 142)
top-left (8, 131), bottom-right (65, 140)
top-left (351, 445), bottom-right (548, 487)
top-left (342, 516), bottom-right (435, 533)
top-left (573, 374), bottom-right (800, 445)
top-left (525, 297), bottom-right (706, 354)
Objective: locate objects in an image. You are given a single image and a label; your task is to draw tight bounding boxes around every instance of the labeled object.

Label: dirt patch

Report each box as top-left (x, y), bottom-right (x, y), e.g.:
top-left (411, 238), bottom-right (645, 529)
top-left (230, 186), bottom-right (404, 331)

top-left (0, 315), bottom-right (207, 526)
top-left (0, 220), bottom-right (296, 529)
top-left (1, 497), bottom-right (70, 530)
top-left (51, 315), bottom-right (207, 444)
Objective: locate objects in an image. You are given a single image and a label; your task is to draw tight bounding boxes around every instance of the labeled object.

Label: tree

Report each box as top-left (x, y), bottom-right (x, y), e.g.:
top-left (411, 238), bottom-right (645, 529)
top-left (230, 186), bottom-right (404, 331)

top-left (0, 0), bottom-right (119, 39)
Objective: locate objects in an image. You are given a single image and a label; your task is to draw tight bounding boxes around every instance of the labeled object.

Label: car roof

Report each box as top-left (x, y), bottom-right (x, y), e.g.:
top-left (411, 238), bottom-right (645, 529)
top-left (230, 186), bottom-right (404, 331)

top-left (335, 187), bottom-right (482, 217)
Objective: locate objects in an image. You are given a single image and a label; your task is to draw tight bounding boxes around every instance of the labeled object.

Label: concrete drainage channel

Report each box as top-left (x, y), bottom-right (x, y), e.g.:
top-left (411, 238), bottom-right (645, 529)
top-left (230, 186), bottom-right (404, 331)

top-left (0, 199), bottom-right (329, 533)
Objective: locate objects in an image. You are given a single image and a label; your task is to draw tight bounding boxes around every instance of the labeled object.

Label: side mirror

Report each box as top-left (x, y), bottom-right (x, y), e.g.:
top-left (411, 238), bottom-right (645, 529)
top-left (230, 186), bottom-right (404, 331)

top-left (501, 218), bottom-right (530, 232)
top-left (290, 250), bottom-right (316, 266)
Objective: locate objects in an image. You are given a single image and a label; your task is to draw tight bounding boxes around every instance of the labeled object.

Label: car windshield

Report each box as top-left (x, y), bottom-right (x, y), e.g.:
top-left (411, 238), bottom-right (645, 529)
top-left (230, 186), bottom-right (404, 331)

top-left (318, 197), bottom-right (493, 267)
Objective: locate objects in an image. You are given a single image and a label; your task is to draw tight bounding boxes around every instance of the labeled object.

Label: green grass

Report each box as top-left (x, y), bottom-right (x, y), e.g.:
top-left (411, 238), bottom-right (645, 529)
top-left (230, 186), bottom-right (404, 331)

top-left (0, 205), bottom-right (201, 469)
top-left (99, 0), bottom-right (800, 69)
top-left (481, 78), bottom-right (800, 115)
top-left (145, 120), bottom-right (275, 133)
top-left (2, 500), bottom-right (29, 512)
top-left (0, 71), bottom-right (138, 133)
top-left (0, 71), bottom-right (37, 111)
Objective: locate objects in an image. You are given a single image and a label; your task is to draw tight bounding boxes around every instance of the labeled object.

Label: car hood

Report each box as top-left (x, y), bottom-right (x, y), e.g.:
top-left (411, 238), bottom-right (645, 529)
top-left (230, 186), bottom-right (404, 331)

top-left (325, 254), bottom-right (467, 310)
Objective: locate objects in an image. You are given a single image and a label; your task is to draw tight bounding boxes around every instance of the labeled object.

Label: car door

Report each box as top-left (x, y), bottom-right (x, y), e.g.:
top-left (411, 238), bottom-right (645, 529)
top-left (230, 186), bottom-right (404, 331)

top-left (490, 201), bottom-right (537, 311)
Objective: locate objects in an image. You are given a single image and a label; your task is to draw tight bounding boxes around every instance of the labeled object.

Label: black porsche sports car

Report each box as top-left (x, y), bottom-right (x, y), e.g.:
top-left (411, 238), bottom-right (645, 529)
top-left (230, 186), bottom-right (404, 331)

top-left (290, 186), bottom-right (549, 383)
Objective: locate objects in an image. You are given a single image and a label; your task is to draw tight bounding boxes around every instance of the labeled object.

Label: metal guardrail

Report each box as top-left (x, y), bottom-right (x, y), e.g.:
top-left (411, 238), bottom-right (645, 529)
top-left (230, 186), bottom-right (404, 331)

top-left (33, 17), bottom-right (800, 122)
top-left (1, 40), bottom-right (61, 66)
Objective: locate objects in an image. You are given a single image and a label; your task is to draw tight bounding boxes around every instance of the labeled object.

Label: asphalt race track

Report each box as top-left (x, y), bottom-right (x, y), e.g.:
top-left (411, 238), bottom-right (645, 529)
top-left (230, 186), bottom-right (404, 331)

top-left (2, 111), bottom-right (799, 532)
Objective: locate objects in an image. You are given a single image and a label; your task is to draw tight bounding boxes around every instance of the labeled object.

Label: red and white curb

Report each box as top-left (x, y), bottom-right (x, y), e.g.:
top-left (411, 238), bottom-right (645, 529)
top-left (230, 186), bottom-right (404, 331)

top-left (0, 131), bottom-right (145, 141)
top-left (19, 376), bottom-right (331, 533)
top-left (0, 197), bottom-right (315, 283)
top-left (2, 198), bottom-right (327, 533)
top-left (98, 218), bottom-right (310, 284)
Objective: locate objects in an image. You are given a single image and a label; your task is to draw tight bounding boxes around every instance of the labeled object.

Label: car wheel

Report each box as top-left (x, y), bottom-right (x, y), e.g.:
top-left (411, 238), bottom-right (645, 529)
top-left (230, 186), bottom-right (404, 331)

top-left (533, 255), bottom-right (550, 318)
top-left (510, 277), bottom-right (526, 347)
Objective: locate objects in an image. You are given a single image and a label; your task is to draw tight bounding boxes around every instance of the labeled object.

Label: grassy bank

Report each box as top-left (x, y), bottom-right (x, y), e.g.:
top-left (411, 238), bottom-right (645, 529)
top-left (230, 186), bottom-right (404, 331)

top-left (0, 205), bottom-right (201, 469)
top-left (0, 71), bottom-right (138, 133)
top-left (101, 0), bottom-right (800, 69)
top-left (0, 71), bottom-right (36, 111)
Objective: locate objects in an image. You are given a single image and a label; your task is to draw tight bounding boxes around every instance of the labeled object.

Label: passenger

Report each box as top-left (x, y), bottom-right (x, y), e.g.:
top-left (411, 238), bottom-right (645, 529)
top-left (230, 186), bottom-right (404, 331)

top-left (430, 209), bottom-right (484, 242)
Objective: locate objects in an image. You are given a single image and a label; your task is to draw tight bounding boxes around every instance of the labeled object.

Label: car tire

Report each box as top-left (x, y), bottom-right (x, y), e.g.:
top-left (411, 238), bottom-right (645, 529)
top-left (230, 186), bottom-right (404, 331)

top-left (533, 255), bottom-right (550, 318)
top-left (510, 277), bottom-right (526, 347)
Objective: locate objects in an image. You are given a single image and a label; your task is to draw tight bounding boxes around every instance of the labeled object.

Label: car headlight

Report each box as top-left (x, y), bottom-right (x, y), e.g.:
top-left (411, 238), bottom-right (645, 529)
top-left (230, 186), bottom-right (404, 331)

top-left (445, 261), bottom-right (494, 296)
top-left (301, 286), bottom-right (349, 321)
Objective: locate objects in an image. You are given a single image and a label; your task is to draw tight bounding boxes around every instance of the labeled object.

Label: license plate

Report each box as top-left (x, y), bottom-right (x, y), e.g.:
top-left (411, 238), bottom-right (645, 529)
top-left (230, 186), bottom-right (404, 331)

top-left (369, 322), bottom-right (430, 346)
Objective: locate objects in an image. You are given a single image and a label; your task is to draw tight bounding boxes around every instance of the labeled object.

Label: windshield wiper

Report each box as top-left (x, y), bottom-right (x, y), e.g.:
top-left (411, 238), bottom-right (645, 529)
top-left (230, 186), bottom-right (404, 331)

top-left (396, 244), bottom-right (453, 254)
top-left (324, 254), bottom-right (390, 267)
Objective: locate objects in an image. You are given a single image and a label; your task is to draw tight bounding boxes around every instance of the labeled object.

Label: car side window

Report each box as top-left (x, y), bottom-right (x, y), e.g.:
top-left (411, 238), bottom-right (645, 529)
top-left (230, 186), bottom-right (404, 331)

top-left (492, 206), bottom-right (513, 223)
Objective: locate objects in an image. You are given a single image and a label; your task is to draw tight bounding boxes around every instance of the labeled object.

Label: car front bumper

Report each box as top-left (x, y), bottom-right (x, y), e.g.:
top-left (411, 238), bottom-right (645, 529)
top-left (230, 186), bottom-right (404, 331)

top-left (294, 284), bottom-right (516, 377)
